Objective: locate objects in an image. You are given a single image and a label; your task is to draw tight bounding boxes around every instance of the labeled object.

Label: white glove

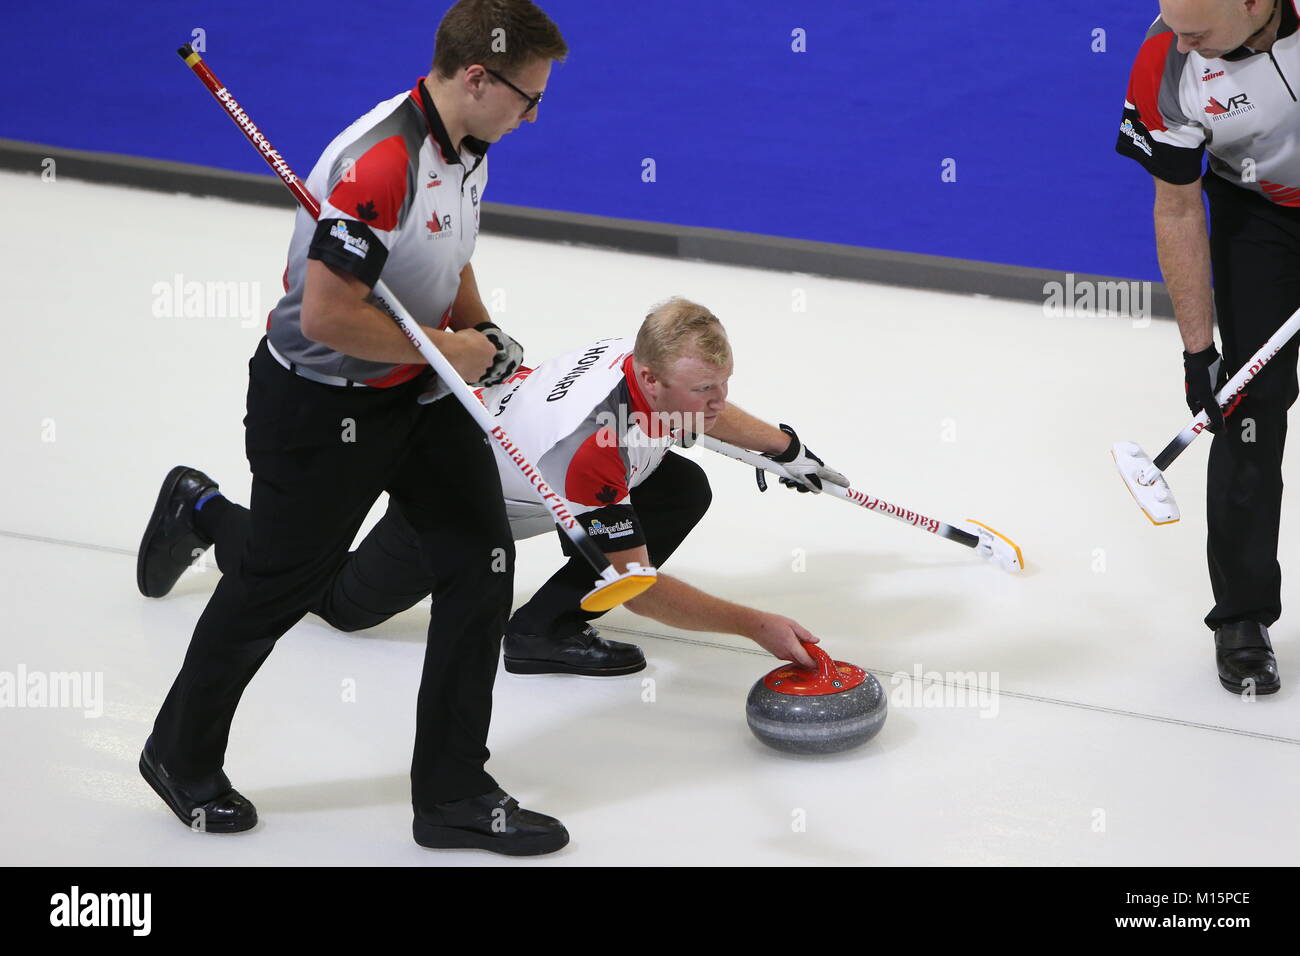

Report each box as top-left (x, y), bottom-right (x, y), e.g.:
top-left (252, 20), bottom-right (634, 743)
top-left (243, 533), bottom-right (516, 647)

top-left (474, 322), bottom-right (524, 387)
top-left (758, 423), bottom-right (849, 494)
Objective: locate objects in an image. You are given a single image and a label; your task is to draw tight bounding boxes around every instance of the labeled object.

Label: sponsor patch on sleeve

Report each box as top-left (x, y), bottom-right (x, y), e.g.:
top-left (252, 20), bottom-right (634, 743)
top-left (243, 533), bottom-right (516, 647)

top-left (307, 218), bottom-right (389, 287)
top-left (571, 504), bottom-right (645, 553)
top-left (1115, 105), bottom-right (1206, 185)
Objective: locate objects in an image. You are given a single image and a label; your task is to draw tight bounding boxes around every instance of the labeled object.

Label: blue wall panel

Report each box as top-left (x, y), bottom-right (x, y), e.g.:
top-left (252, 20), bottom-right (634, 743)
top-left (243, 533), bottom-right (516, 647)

top-left (0, 1), bottom-right (1167, 280)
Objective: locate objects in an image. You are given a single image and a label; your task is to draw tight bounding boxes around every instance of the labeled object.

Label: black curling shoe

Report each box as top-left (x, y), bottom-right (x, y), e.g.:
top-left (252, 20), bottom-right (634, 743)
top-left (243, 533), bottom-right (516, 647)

top-left (138, 737), bottom-right (257, 833)
top-left (136, 465), bottom-right (219, 598)
top-left (1215, 621), bottom-right (1281, 695)
top-left (413, 788), bottom-right (569, 856)
top-left (503, 623), bottom-right (646, 676)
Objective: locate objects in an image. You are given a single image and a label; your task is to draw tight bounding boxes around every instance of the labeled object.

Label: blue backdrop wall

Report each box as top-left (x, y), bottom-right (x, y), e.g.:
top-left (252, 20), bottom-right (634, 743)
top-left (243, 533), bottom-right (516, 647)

top-left (0, 1), bottom-right (1167, 281)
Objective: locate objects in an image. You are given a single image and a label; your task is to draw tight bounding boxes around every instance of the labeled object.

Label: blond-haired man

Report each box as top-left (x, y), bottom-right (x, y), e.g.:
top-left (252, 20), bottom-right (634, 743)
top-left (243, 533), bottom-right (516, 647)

top-left (164, 299), bottom-right (848, 681)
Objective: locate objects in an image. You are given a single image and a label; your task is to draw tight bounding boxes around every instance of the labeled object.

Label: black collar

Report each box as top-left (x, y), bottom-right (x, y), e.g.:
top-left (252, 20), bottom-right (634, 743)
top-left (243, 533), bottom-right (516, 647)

top-left (416, 78), bottom-right (490, 167)
top-left (1223, 0), bottom-right (1296, 60)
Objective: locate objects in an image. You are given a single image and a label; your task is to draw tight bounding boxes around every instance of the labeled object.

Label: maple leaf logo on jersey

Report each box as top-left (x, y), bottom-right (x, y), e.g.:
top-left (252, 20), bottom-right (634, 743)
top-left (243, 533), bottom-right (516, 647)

top-left (1205, 93), bottom-right (1254, 119)
top-left (355, 200), bottom-right (378, 221)
top-left (595, 484), bottom-right (619, 505)
top-left (426, 212), bottom-right (453, 238)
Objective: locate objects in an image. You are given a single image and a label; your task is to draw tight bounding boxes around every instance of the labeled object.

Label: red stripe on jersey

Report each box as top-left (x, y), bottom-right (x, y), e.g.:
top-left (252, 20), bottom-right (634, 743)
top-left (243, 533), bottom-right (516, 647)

top-left (622, 354), bottom-right (667, 437)
top-left (362, 364), bottom-right (423, 387)
top-left (566, 429), bottom-right (629, 508)
top-left (1262, 180), bottom-right (1300, 206)
top-left (1127, 30), bottom-right (1177, 134)
top-left (326, 135), bottom-right (410, 232)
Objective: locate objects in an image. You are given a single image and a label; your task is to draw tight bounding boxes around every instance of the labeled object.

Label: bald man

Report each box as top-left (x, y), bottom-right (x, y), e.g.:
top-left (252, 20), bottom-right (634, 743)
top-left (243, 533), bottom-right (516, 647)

top-left (1116, 0), bottom-right (1298, 695)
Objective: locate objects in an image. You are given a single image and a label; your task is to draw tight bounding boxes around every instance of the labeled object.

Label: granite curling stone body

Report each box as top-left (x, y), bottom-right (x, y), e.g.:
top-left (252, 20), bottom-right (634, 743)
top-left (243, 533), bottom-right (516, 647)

top-left (746, 643), bottom-right (886, 754)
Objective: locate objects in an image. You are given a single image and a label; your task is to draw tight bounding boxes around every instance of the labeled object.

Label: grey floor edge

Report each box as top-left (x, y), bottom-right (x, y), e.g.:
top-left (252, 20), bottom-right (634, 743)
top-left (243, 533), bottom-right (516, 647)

top-left (0, 137), bottom-right (1173, 317)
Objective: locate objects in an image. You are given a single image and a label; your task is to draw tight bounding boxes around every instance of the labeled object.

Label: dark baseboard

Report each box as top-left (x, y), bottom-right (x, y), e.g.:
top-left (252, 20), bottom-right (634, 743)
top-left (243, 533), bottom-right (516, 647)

top-left (0, 137), bottom-right (1172, 318)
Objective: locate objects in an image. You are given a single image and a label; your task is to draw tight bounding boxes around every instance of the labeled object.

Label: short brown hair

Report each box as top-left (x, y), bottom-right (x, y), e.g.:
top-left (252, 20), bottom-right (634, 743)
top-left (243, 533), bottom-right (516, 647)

top-left (634, 297), bottom-right (733, 375)
top-left (432, 0), bottom-right (568, 79)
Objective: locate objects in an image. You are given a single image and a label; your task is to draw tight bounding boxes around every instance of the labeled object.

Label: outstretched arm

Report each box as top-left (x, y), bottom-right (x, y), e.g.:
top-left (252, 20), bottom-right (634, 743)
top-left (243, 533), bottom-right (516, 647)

top-left (704, 403), bottom-right (789, 454)
top-left (703, 403), bottom-right (849, 493)
top-left (604, 546), bottom-right (817, 667)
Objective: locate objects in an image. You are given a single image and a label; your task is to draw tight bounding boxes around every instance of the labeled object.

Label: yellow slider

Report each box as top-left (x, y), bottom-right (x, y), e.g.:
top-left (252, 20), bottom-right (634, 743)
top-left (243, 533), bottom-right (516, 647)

top-left (580, 571), bottom-right (657, 612)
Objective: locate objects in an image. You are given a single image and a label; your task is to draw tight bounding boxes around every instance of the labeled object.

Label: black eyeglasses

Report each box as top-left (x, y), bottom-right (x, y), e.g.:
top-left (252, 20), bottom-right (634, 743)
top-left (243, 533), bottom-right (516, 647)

top-left (484, 67), bottom-right (543, 115)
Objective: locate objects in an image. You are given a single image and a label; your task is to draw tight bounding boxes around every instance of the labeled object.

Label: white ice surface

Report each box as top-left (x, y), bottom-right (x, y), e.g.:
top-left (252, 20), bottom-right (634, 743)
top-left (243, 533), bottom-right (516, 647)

top-left (2, 170), bottom-right (1298, 866)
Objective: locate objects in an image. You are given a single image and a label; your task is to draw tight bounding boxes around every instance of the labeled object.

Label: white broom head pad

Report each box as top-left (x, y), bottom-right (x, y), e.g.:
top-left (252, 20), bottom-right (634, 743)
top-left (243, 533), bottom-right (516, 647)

top-left (1111, 441), bottom-right (1179, 525)
top-left (961, 520), bottom-right (1025, 573)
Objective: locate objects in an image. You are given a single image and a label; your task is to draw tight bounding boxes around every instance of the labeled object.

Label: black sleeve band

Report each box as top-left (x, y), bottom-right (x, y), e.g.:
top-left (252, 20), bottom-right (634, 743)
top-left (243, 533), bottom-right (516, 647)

top-left (1115, 106), bottom-right (1205, 186)
top-left (558, 504), bottom-right (646, 555)
top-left (307, 217), bottom-right (388, 288)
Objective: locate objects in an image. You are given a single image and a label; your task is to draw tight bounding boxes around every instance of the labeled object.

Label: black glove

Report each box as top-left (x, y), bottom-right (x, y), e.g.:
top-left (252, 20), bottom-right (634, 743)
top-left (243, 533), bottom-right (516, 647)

top-left (756, 424), bottom-right (850, 494)
top-left (474, 322), bottom-right (524, 387)
top-left (1183, 344), bottom-right (1227, 433)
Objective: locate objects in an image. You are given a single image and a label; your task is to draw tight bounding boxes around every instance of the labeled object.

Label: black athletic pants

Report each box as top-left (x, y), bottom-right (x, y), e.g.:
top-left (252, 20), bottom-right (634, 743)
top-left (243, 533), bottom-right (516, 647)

top-left (508, 451), bottom-right (713, 639)
top-left (1203, 173), bottom-right (1300, 629)
top-left (150, 337), bottom-right (514, 812)
top-left (207, 450), bottom-right (712, 642)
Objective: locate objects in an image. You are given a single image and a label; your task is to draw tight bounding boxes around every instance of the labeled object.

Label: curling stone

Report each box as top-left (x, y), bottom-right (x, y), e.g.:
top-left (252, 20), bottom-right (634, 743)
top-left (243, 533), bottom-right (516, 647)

top-left (746, 643), bottom-right (886, 754)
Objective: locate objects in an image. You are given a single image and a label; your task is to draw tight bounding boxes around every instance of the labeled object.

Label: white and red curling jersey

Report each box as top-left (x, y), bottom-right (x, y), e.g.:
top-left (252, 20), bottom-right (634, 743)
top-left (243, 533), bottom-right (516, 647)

top-left (266, 78), bottom-right (486, 385)
top-left (478, 337), bottom-right (681, 551)
top-left (1116, 3), bottom-right (1300, 203)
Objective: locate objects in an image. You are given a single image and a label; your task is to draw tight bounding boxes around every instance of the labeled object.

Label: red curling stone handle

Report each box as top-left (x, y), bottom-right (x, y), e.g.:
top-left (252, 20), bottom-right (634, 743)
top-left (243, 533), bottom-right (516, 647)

top-left (803, 642), bottom-right (836, 681)
top-left (760, 642), bottom-right (867, 695)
